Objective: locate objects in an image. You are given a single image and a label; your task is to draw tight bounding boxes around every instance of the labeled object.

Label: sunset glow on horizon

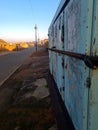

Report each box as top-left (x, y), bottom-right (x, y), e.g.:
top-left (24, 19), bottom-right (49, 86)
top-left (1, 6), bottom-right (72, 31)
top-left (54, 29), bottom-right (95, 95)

top-left (0, 0), bottom-right (60, 42)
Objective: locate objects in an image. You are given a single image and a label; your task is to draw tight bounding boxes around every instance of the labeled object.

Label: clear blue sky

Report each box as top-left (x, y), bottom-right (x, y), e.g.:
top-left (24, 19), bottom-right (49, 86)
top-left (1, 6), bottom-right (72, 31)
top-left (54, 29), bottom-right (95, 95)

top-left (0, 0), bottom-right (60, 42)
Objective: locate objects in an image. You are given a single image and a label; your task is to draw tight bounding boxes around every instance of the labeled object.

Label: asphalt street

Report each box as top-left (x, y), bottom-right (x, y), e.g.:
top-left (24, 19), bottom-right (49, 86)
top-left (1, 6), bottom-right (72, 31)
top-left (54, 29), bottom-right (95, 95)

top-left (0, 47), bottom-right (35, 86)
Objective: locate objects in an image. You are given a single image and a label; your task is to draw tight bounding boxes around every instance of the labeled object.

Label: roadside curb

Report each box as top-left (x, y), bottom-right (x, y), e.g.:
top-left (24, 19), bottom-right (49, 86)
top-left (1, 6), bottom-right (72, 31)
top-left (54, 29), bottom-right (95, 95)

top-left (0, 64), bottom-right (22, 87)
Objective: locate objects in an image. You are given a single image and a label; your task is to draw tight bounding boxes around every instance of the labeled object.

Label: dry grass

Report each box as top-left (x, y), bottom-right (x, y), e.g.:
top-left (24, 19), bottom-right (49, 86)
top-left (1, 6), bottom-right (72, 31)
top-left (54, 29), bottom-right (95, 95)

top-left (0, 39), bottom-right (33, 52)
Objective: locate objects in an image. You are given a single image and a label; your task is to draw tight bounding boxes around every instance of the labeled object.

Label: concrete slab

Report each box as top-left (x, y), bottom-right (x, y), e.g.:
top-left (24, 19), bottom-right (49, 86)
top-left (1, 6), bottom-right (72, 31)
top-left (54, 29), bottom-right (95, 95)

top-left (33, 78), bottom-right (49, 99)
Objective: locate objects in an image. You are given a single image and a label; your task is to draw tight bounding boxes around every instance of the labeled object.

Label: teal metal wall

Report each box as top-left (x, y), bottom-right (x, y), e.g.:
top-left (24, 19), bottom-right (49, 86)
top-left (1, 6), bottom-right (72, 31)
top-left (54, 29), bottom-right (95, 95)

top-left (88, 0), bottom-right (98, 129)
top-left (48, 0), bottom-right (98, 130)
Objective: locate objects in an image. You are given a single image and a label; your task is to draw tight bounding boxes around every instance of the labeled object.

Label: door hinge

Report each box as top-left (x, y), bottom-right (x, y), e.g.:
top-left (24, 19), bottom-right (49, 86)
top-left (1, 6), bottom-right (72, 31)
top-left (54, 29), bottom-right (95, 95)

top-left (86, 77), bottom-right (91, 88)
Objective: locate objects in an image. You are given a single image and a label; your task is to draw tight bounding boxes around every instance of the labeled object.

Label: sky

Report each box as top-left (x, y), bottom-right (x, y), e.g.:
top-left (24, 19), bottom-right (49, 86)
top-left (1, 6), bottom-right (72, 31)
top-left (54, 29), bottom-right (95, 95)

top-left (0, 0), bottom-right (60, 42)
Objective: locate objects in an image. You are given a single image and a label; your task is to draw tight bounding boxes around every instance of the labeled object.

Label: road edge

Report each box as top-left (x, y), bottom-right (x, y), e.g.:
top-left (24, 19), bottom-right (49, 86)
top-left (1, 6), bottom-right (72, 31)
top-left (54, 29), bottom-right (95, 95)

top-left (0, 64), bottom-right (22, 87)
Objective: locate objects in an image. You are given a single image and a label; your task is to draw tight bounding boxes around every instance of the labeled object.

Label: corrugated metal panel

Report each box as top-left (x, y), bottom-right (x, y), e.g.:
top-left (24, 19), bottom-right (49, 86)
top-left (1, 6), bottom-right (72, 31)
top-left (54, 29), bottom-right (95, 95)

top-left (56, 12), bottom-right (65, 100)
top-left (48, 0), bottom-right (98, 130)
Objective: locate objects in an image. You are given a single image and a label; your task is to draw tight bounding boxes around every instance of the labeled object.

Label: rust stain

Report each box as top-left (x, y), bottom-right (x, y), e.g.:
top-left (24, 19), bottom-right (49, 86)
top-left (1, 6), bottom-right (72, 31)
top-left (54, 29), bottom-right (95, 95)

top-left (93, 38), bottom-right (96, 45)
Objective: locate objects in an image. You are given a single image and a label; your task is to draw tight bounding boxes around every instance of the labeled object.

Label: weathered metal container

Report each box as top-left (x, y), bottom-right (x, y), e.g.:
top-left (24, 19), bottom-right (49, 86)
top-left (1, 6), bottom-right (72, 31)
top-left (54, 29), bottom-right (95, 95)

top-left (48, 0), bottom-right (98, 130)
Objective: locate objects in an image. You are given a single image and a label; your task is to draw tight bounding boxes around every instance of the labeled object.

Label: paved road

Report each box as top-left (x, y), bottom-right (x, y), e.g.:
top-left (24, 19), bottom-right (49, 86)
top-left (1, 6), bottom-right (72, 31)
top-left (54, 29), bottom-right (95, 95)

top-left (0, 47), bottom-right (35, 86)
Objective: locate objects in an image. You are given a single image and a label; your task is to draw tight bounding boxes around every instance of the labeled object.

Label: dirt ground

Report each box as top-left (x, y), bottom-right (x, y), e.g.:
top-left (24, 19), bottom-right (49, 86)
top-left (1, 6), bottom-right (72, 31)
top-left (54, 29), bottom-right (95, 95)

top-left (0, 49), bottom-right (57, 130)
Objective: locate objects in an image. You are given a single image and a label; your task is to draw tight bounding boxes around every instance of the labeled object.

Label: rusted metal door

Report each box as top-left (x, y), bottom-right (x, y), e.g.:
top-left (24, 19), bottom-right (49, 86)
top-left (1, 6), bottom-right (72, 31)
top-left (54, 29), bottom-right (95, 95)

top-left (63, 0), bottom-right (98, 130)
top-left (63, 1), bottom-right (90, 129)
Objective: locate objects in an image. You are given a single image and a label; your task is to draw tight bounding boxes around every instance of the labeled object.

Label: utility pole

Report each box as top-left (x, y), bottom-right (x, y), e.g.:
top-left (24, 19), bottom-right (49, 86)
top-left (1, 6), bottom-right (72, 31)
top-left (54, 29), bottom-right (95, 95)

top-left (34, 24), bottom-right (38, 52)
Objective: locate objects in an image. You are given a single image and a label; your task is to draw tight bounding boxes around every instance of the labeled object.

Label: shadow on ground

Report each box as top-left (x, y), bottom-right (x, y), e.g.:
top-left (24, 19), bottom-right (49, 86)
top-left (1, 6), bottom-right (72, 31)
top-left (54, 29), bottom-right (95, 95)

top-left (0, 50), bottom-right (57, 130)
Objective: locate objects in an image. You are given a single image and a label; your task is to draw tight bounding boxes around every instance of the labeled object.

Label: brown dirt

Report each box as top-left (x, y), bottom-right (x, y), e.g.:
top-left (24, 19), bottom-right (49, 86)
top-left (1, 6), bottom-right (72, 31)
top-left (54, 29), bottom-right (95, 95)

top-left (0, 50), bottom-right (57, 130)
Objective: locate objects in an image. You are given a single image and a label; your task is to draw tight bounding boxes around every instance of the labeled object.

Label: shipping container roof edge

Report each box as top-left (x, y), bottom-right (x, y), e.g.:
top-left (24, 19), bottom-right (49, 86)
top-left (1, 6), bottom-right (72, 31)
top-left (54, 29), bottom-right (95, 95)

top-left (49, 0), bottom-right (69, 28)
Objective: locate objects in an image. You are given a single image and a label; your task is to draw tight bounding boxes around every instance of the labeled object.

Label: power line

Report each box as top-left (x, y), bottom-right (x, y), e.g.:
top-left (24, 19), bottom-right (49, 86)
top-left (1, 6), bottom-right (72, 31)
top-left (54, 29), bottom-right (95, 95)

top-left (28, 0), bottom-right (33, 19)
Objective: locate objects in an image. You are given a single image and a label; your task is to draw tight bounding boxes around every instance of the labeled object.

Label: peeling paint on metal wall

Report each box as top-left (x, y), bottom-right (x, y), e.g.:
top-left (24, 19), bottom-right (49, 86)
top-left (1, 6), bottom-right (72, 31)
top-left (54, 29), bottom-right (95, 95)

top-left (48, 0), bottom-right (98, 130)
top-left (64, 1), bottom-right (90, 129)
top-left (88, 0), bottom-right (98, 129)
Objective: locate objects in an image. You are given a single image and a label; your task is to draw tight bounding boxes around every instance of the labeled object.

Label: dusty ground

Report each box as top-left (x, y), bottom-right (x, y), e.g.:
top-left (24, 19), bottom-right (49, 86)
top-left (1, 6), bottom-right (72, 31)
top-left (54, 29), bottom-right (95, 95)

top-left (0, 49), bottom-right (57, 130)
